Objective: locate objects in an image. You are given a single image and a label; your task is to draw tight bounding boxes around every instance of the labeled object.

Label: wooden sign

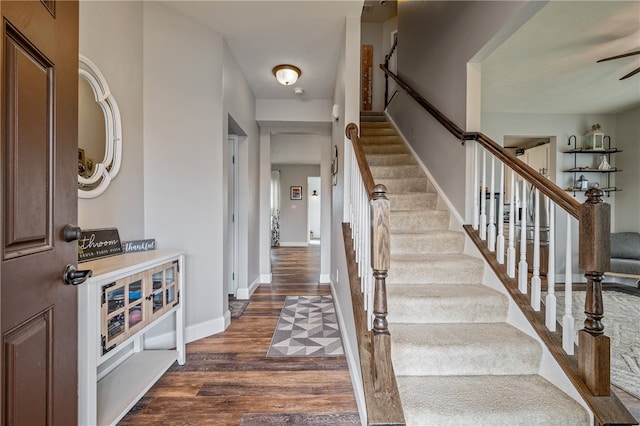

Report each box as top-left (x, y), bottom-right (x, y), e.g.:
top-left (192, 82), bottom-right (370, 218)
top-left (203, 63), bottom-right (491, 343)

top-left (122, 239), bottom-right (156, 253)
top-left (78, 228), bottom-right (123, 262)
top-left (361, 44), bottom-right (373, 111)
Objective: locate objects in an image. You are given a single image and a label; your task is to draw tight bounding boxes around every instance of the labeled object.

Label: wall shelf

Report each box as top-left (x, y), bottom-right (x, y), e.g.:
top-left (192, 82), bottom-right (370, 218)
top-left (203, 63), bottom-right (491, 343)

top-left (564, 135), bottom-right (621, 197)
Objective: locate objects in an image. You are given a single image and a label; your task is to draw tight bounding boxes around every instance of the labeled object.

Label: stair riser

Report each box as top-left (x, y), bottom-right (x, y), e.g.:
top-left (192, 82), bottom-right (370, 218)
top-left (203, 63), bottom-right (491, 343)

top-left (391, 232), bottom-right (464, 254)
top-left (391, 345), bottom-right (541, 376)
top-left (360, 121), bottom-right (392, 128)
top-left (379, 178), bottom-right (430, 193)
top-left (390, 211), bottom-right (449, 231)
top-left (360, 116), bottom-right (387, 122)
top-left (366, 154), bottom-right (415, 166)
top-left (396, 376), bottom-right (589, 426)
top-left (388, 258), bottom-right (483, 284)
top-left (361, 128), bottom-right (396, 136)
top-left (387, 294), bottom-right (507, 323)
top-left (371, 165), bottom-right (424, 179)
top-left (389, 193), bottom-right (437, 211)
top-left (390, 324), bottom-right (542, 376)
top-left (362, 144), bottom-right (408, 155)
top-left (360, 135), bottom-right (404, 145)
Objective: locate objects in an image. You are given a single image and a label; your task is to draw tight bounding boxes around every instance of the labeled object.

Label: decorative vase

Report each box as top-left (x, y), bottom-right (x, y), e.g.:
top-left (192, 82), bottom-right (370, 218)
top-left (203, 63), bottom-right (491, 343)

top-left (598, 155), bottom-right (611, 170)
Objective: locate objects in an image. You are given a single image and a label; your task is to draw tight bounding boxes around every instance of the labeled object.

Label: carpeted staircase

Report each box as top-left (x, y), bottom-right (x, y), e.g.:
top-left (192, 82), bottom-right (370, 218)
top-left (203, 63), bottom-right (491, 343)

top-left (359, 112), bottom-right (589, 425)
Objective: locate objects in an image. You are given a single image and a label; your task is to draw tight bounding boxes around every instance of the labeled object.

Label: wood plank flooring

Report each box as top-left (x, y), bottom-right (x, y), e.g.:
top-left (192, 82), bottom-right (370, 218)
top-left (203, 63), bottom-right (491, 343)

top-left (119, 246), bottom-right (359, 425)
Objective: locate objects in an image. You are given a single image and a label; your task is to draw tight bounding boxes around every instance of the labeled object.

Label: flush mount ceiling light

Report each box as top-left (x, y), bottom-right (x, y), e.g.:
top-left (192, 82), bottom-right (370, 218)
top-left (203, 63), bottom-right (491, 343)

top-left (272, 64), bottom-right (301, 86)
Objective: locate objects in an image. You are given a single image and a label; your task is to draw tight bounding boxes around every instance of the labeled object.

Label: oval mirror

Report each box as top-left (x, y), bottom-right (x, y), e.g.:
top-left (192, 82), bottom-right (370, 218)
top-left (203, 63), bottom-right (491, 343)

top-left (78, 54), bottom-right (122, 198)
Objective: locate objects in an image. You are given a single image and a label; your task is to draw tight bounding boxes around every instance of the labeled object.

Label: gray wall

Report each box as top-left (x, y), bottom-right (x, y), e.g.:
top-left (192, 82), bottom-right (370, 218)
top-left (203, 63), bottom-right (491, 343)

top-left (78, 1), bottom-right (144, 240)
top-left (272, 165), bottom-right (320, 245)
top-left (79, 2), bottom-right (260, 341)
top-left (388, 1), bottom-right (529, 216)
top-left (615, 105), bottom-right (640, 232)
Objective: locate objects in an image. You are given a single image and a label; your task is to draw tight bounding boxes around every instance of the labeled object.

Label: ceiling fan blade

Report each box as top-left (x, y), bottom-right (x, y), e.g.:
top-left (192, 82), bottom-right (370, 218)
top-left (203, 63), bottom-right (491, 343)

top-left (597, 50), bottom-right (640, 63)
top-left (620, 66), bottom-right (640, 80)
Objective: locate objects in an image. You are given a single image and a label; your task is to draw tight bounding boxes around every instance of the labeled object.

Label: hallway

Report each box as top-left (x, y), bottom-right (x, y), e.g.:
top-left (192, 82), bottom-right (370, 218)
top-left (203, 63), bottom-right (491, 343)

top-left (119, 246), bottom-right (359, 425)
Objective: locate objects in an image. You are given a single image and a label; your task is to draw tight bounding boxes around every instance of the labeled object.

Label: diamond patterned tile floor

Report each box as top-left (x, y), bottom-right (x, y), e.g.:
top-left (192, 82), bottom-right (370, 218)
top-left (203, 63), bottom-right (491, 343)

top-left (267, 295), bottom-right (344, 357)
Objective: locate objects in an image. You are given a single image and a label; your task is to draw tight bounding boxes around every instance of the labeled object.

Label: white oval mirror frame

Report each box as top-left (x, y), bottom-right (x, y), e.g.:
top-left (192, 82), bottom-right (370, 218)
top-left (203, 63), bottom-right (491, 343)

top-left (78, 54), bottom-right (122, 198)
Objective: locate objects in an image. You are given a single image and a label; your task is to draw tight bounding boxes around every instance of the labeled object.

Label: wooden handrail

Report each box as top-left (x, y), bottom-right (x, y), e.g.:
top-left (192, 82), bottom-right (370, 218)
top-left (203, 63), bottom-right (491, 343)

top-left (380, 64), bottom-right (581, 218)
top-left (346, 123), bottom-right (376, 198)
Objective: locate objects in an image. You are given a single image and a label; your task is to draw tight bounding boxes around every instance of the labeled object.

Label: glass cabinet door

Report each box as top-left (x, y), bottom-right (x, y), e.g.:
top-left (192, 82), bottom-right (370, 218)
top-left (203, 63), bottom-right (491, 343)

top-left (101, 271), bottom-right (147, 354)
top-left (148, 261), bottom-right (180, 322)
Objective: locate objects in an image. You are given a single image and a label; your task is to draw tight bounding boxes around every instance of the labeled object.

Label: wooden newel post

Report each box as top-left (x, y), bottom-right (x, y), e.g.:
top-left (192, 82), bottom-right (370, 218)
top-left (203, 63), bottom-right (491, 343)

top-left (371, 184), bottom-right (392, 393)
top-left (578, 186), bottom-right (611, 396)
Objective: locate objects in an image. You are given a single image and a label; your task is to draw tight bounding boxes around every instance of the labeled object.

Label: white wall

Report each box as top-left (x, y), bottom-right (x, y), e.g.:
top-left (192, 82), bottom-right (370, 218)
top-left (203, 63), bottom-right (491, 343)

top-left (78, 1), bottom-right (144, 240)
top-left (272, 165), bottom-right (321, 245)
top-left (614, 105), bottom-right (640, 232)
top-left (256, 99), bottom-right (333, 124)
top-left (387, 1), bottom-right (529, 217)
top-left (143, 2), bottom-right (227, 340)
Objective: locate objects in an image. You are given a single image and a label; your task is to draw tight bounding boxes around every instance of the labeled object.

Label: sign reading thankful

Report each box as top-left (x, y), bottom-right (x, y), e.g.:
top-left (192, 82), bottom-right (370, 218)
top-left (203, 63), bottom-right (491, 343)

top-left (78, 228), bottom-right (123, 262)
top-left (122, 239), bottom-right (156, 253)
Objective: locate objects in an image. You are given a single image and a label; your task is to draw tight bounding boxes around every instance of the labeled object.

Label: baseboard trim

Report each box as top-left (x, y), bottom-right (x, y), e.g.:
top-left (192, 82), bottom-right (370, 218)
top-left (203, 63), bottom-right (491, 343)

top-left (330, 281), bottom-right (367, 425)
top-left (237, 277), bottom-right (261, 300)
top-left (260, 273), bottom-right (272, 284)
top-left (185, 316), bottom-right (227, 344)
top-left (278, 242), bottom-right (308, 247)
top-left (319, 273), bottom-right (331, 283)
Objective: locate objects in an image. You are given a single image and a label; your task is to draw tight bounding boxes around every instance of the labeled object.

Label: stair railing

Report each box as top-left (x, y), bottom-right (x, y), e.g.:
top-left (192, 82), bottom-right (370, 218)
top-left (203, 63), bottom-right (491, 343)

top-left (384, 35), bottom-right (399, 109)
top-left (344, 123), bottom-right (404, 425)
top-left (380, 64), bottom-right (636, 426)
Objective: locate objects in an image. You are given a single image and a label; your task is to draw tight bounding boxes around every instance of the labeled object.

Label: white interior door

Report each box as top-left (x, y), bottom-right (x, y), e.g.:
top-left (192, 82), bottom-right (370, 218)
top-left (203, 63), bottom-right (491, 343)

top-left (228, 136), bottom-right (239, 295)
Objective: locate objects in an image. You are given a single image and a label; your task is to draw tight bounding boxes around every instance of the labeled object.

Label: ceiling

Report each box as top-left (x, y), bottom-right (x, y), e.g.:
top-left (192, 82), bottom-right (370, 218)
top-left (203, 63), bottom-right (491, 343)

top-left (482, 1), bottom-right (640, 115)
top-left (163, 0), bottom-right (363, 101)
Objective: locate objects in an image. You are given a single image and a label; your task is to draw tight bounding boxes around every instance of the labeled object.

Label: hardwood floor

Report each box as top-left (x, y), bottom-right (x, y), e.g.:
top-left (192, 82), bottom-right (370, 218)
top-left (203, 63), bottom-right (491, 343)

top-left (119, 246), bottom-right (359, 425)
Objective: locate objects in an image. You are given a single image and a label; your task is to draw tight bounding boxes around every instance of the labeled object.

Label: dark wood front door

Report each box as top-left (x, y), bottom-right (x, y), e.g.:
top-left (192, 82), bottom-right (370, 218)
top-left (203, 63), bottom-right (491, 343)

top-left (0, 1), bottom-right (79, 424)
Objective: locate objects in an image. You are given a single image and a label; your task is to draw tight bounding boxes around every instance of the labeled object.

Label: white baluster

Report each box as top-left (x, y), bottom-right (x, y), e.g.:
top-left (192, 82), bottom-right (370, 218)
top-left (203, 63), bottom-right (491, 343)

top-left (545, 202), bottom-right (556, 331)
top-left (531, 188), bottom-right (541, 310)
top-left (488, 156), bottom-right (496, 251)
top-left (480, 149), bottom-right (487, 240)
top-left (350, 146), bottom-right (356, 226)
top-left (563, 214), bottom-right (575, 355)
top-left (518, 181), bottom-right (528, 294)
top-left (507, 170), bottom-right (516, 277)
top-left (473, 143), bottom-right (479, 231)
top-left (497, 163), bottom-right (505, 264)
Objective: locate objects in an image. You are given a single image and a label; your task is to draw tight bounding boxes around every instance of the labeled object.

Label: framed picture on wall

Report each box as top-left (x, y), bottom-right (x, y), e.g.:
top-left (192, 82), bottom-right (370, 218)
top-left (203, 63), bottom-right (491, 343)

top-left (290, 186), bottom-right (302, 200)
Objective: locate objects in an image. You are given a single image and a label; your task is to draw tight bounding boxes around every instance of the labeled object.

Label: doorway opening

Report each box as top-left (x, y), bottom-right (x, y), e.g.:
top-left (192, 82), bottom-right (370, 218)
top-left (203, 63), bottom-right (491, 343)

top-left (307, 176), bottom-right (321, 246)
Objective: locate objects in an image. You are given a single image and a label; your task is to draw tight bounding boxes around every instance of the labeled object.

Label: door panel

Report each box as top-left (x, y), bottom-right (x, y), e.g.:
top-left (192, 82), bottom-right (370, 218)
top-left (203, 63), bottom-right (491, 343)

top-left (3, 25), bottom-right (54, 259)
top-left (1, 1), bottom-right (79, 425)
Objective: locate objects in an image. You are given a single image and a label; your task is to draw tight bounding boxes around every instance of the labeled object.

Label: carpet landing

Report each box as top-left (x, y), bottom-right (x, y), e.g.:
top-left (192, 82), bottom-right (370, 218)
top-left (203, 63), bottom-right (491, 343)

top-left (267, 295), bottom-right (344, 357)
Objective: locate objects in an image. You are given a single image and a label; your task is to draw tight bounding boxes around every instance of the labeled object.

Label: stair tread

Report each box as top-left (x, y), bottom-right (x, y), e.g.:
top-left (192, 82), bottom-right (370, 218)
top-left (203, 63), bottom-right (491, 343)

top-left (391, 253), bottom-right (480, 261)
top-left (390, 323), bottom-right (541, 376)
top-left (387, 284), bottom-right (507, 323)
top-left (396, 375), bottom-right (589, 426)
top-left (390, 322), bottom-right (540, 350)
